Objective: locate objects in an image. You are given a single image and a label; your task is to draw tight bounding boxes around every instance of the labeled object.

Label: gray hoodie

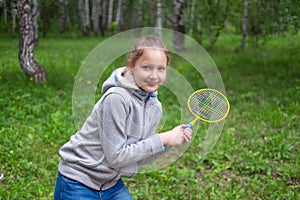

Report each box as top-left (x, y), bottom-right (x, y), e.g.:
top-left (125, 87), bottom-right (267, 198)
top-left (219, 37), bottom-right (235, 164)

top-left (58, 67), bottom-right (165, 191)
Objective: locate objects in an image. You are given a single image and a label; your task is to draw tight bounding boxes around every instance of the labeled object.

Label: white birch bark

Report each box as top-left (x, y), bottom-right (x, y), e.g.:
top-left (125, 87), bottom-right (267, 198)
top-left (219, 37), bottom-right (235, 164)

top-left (156, 0), bottom-right (162, 37)
top-left (107, 0), bottom-right (114, 31)
top-left (32, 0), bottom-right (39, 44)
top-left (17, 0), bottom-right (47, 82)
top-left (84, 0), bottom-right (90, 34)
top-left (78, 0), bottom-right (90, 36)
top-left (137, 0), bottom-right (143, 27)
top-left (4, 3), bottom-right (7, 25)
top-left (173, 0), bottom-right (185, 51)
top-left (115, 0), bottom-right (122, 29)
top-left (78, 0), bottom-right (84, 33)
top-left (189, 0), bottom-right (195, 35)
top-left (11, 2), bottom-right (17, 37)
top-left (92, 0), bottom-right (100, 36)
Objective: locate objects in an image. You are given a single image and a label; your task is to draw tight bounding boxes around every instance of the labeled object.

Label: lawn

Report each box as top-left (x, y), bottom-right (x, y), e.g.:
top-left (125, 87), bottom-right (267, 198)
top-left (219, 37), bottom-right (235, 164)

top-left (0, 32), bottom-right (299, 199)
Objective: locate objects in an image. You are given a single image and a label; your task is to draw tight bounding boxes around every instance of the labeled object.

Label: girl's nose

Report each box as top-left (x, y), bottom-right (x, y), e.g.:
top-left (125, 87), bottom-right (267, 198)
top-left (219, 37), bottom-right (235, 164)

top-left (149, 69), bottom-right (158, 79)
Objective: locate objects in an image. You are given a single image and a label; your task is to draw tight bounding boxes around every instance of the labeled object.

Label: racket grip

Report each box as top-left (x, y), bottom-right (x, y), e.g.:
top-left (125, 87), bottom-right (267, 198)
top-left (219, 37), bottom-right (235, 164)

top-left (187, 118), bottom-right (197, 129)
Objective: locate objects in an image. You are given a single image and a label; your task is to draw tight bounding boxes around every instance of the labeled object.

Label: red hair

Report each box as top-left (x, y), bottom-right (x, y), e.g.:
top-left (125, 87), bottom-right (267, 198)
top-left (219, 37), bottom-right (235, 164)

top-left (127, 35), bottom-right (170, 68)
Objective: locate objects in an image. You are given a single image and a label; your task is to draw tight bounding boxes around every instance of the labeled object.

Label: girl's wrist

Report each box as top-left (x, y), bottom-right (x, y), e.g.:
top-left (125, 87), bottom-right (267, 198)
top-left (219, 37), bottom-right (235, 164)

top-left (159, 132), bottom-right (170, 146)
top-left (160, 133), bottom-right (171, 151)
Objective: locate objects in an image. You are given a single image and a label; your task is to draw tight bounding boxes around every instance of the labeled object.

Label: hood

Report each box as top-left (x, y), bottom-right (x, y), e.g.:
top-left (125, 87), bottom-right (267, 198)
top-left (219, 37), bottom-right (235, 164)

top-left (101, 67), bottom-right (158, 101)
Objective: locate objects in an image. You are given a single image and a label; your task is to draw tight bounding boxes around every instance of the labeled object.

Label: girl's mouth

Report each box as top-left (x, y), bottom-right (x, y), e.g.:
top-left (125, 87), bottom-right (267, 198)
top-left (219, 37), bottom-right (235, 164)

top-left (147, 82), bottom-right (158, 86)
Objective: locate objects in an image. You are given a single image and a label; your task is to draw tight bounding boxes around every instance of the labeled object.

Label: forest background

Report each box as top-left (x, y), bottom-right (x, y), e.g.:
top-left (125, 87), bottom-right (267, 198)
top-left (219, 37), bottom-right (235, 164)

top-left (0, 0), bottom-right (299, 199)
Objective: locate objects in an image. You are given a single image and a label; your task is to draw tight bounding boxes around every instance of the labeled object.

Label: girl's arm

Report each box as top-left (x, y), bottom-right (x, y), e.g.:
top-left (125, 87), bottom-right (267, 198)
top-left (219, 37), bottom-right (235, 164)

top-left (97, 93), bottom-right (164, 169)
top-left (97, 93), bottom-right (192, 169)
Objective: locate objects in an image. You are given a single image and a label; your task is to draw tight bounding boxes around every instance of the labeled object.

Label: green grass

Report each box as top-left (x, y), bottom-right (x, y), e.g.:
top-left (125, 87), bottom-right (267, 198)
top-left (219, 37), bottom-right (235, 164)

top-left (0, 33), bottom-right (299, 199)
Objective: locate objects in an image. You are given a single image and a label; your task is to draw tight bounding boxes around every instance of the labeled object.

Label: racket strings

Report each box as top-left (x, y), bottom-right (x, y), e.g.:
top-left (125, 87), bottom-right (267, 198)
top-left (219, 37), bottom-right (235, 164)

top-left (190, 99), bottom-right (224, 120)
top-left (189, 90), bottom-right (228, 121)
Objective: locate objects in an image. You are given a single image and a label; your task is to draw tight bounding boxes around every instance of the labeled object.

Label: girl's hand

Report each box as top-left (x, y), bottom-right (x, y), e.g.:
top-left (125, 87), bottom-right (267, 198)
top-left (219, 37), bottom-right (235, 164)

top-left (160, 125), bottom-right (192, 147)
top-left (182, 124), bottom-right (192, 144)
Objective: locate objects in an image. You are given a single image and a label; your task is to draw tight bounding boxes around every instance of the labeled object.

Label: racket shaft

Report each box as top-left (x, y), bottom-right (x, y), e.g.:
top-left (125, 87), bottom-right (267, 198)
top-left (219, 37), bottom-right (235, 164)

top-left (188, 118), bottom-right (198, 128)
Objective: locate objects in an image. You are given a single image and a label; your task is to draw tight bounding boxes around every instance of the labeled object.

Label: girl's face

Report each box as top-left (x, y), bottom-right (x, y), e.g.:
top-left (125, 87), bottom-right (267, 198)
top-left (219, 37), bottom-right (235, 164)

top-left (129, 49), bottom-right (167, 93)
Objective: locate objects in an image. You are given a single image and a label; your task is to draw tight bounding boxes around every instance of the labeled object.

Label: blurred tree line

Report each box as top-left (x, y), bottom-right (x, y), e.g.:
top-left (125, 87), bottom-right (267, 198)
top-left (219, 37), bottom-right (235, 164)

top-left (0, 0), bottom-right (299, 82)
top-left (1, 0), bottom-right (299, 45)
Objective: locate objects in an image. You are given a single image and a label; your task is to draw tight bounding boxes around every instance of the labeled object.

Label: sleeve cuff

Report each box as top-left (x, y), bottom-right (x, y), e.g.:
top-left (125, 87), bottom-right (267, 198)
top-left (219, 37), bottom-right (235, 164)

top-left (164, 146), bottom-right (171, 152)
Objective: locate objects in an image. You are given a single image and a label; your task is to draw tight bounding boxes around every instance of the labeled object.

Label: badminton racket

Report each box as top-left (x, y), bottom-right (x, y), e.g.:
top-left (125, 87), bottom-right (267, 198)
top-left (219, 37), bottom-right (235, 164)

top-left (187, 88), bottom-right (230, 128)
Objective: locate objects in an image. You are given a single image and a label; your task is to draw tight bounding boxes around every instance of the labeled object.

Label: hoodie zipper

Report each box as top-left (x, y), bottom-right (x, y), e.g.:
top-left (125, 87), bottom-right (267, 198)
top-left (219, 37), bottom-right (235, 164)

top-left (142, 100), bottom-right (147, 139)
top-left (142, 92), bottom-right (152, 138)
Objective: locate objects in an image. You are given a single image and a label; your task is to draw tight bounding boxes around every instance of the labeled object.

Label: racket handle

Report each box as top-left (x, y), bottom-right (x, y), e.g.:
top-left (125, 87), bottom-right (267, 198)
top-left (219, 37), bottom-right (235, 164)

top-left (187, 118), bottom-right (197, 129)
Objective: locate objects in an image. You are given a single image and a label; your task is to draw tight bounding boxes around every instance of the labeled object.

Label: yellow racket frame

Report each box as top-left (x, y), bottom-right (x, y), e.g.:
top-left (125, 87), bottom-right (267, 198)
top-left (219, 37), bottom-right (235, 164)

top-left (187, 88), bottom-right (230, 126)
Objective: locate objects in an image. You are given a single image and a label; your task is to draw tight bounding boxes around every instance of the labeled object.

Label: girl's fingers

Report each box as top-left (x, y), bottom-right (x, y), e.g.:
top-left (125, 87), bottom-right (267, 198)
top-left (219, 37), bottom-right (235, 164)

top-left (183, 128), bottom-right (192, 142)
top-left (184, 134), bottom-right (191, 143)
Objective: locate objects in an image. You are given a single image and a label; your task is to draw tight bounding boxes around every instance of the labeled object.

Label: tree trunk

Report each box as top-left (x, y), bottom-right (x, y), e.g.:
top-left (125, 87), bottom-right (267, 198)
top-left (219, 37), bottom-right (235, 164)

top-left (31, 0), bottom-right (39, 45)
top-left (195, 3), bottom-right (203, 44)
top-left (196, 19), bottom-right (202, 42)
top-left (18, 0), bottom-right (47, 83)
top-left (78, 0), bottom-right (90, 36)
top-left (237, 0), bottom-right (248, 51)
top-left (173, 0), bottom-right (185, 51)
top-left (92, 0), bottom-right (100, 36)
top-left (11, 2), bottom-right (17, 38)
top-left (156, 0), bottom-right (162, 37)
top-left (101, 0), bottom-right (107, 34)
top-left (12, 12), bottom-right (17, 37)
top-left (3, 4), bottom-right (7, 25)
top-left (151, 1), bottom-right (156, 27)
top-left (189, 0), bottom-right (195, 35)
top-left (137, 0), bottom-right (143, 27)
top-left (115, 0), bottom-right (122, 32)
top-left (84, 0), bottom-right (90, 34)
top-left (107, 0), bottom-right (114, 33)
top-left (59, 0), bottom-right (68, 36)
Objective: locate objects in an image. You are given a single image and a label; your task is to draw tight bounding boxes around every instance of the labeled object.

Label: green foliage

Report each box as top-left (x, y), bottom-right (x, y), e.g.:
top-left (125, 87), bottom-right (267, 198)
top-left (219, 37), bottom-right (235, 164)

top-left (0, 33), bottom-right (299, 199)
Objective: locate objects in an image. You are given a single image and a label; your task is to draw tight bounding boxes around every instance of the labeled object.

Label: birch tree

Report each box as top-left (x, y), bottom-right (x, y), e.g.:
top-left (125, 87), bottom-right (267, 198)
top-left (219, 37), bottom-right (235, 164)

top-left (11, 1), bottom-right (17, 37)
top-left (195, 1), bottom-right (203, 44)
top-left (155, 0), bottom-right (163, 37)
top-left (238, 0), bottom-right (248, 51)
top-left (107, 0), bottom-right (114, 32)
top-left (137, 0), bottom-right (143, 28)
top-left (115, 0), bottom-right (122, 32)
top-left (78, 0), bottom-right (90, 36)
top-left (188, 0), bottom-right (195, 35)
top-left (101, 0), bottom-right (107, 34)
top-left (18, 0), bottom-right (47, 82)
top-left (92, 0), bottom-right (100, 36)
top-left (3, 2), bottom-right (7, 25)
top-left (173, 0), bottom-right (185, 51)
top-left (31, 0), bottom-right (39, 44)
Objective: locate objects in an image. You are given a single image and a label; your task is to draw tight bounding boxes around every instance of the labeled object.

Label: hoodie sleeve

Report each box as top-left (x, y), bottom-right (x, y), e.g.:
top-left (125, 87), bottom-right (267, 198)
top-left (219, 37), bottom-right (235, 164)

top-left (96, 93), bottom-right (165, 169)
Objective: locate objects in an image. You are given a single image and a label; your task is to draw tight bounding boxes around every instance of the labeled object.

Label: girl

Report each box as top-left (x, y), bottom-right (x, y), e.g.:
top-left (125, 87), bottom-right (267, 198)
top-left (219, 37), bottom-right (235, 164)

top-left (54, 35), bottom-right (192, 200)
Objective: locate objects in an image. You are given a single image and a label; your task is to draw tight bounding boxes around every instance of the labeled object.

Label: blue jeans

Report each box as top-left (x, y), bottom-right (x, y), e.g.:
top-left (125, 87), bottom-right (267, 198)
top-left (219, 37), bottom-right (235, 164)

top-left (54, 172), bottom-right (133, 200)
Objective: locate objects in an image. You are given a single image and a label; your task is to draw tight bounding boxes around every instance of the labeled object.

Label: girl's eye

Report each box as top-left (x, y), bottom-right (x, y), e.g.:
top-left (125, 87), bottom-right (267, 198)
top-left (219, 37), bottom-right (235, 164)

top-left (141, 65), bottom-right (166, 71)
top-left (142, 65), bottom-right (152, 70)
top-left (158, 66), bottom-right (166, 71)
